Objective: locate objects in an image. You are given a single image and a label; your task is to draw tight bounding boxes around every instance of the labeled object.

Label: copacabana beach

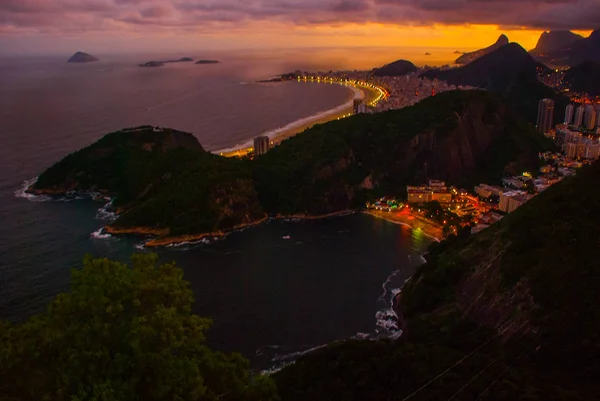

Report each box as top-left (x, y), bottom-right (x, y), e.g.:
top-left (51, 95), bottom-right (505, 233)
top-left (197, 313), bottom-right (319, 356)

top-left (215, 82), bottom-right (380, 157)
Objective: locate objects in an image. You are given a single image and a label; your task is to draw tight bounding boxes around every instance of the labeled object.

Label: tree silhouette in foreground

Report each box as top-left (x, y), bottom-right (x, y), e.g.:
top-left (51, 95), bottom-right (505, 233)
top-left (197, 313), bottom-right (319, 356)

top-left (0, 254), bottom-right (278, 401)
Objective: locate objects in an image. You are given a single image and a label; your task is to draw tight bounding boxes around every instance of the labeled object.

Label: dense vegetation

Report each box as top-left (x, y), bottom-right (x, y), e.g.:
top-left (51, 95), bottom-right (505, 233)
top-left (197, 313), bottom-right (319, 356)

top-left (422, 43), bottom-right (569, 125)
top-left (275, 160), bottom-right (600, 400)
top-left (0, 254), bottom-right (278, 401)
top-left (564, 61), bottom-right (600, 96)
top-left (33, 90), bottom-right (553, 240)
top-left (34, 127), bottom-right (265, 236)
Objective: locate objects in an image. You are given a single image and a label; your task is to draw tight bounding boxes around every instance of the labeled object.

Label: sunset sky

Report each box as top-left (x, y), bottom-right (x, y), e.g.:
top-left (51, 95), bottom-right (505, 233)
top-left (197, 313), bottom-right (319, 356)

top-left (0, 0), bottom-right (596, 56)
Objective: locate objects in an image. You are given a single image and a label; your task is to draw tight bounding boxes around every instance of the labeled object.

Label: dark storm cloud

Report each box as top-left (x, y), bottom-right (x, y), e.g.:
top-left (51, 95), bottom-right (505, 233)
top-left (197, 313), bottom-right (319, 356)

top-left (0, 0), bottom-right (597, 34)
top-left (373, 0), bottom-right (599, 30)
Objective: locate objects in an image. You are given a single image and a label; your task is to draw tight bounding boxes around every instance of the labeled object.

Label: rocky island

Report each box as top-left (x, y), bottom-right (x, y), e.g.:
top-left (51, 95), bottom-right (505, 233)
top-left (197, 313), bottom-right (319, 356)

top-left (139, 57), bottom-right (195, 67)
top-left (67, 52), bottom-right (99, 63)
top-left (29, 90), bottom-right (552, 246)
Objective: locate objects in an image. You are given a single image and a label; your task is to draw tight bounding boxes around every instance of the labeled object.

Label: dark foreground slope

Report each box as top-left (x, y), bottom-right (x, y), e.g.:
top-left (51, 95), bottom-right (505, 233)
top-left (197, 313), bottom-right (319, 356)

top-left (423, 43), bottom-right (569, 125)
top-left (275, 161), bottom-right (600, 401)
top-left (31, 91), bottom-right (553, 242)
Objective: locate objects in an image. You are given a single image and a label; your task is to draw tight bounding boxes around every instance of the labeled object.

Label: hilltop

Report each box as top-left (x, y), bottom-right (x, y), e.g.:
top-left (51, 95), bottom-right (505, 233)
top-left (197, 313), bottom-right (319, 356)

top-left (67, 52), bottom-right (98, 63)
top-left (564, 61), bottom-right (600, 96)
top-left (275, 160), bottom-right (600, 400)
top-left (30, 91), bottom-right (553, 245)
top-left (372, 59), bottom-right (417, 77)
top-left (455, 34), bottom-right (509, 65)
top-left (422, 43), bottom-right (569, 125)
top-left (530, 30), bottom-right (584, 55)
top-left (534, 29), bottom-right (600, 67)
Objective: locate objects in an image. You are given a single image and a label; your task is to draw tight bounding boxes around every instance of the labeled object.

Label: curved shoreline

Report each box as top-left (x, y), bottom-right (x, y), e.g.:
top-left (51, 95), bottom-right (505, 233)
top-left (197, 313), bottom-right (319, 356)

top-left (213, 81), bottom-right (380, 157)
top-left (363, 210), bottom-right (442, 242)
top-left (104, 211), bottom-right (356, 248)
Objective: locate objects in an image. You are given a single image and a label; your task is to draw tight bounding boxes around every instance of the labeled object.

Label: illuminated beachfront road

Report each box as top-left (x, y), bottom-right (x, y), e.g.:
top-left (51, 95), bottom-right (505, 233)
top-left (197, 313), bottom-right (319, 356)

top-left (218, 78), bottom-right (388, 158)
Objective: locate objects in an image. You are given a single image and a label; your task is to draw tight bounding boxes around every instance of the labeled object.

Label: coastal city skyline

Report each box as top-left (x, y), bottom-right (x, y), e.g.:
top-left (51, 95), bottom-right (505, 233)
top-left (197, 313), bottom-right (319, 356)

top-left (0, 0), bottom-right (597, 56)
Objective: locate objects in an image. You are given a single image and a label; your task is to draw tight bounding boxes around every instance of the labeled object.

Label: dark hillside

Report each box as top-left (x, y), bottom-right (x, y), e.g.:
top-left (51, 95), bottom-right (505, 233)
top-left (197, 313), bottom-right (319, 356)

top-left (275, 160), bottom-right (600, 400)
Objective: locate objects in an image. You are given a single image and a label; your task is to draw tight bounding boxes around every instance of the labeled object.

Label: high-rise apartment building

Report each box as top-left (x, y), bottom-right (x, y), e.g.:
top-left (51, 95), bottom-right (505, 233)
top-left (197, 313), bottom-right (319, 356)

top-left (564, 104), bottom-right (574, 124)
top-left (353, 99), bottom-right (363, 114)
top-left (536, 99), bottom-right (554, 134)
top-left (584, 105), bottom-right (597, 130)
top-left (574, 105), bottom-right (585, 127)
top-left (253, 136), bottom-right (270, 156)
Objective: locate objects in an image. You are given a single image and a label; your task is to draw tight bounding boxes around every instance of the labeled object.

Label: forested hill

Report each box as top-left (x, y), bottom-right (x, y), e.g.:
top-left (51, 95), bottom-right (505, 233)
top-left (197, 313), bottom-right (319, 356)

top-left (31, 91), bottom-right (553, 243)
top-left (274, 160), bottom-right (600, 401)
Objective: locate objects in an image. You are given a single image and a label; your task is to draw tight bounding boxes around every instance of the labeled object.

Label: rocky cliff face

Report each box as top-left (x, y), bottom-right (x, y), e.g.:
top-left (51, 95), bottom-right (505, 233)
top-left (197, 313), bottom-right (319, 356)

top-left (455, 34), bottom-right (509, 65)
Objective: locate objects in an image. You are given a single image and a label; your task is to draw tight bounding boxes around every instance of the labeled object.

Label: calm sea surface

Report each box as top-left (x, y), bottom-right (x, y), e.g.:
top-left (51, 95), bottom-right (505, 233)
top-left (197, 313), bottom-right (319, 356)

top-left (0, 54), bottom-right (431, 368)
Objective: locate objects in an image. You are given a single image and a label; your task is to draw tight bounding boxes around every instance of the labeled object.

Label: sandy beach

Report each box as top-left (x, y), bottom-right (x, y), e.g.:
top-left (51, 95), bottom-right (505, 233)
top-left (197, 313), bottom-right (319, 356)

top-left (363, 209), bottom-right (443, 241)
top-left (215, 82), bottom-right (381, 158)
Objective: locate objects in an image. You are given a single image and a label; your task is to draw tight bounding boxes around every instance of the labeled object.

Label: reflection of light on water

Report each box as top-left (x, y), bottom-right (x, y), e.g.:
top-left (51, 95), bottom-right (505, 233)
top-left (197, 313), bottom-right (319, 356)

top-left (411, 226), bottom-right (424, 248)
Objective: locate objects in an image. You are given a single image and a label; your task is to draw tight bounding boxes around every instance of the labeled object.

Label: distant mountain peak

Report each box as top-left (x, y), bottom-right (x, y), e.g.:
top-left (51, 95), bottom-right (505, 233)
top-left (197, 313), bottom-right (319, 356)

top-left (531, 29), bottom-right (600, 67)
top-left (530, 30), bottom-right (584, 55)
top-left (455, 34), bottom-right (509, 65)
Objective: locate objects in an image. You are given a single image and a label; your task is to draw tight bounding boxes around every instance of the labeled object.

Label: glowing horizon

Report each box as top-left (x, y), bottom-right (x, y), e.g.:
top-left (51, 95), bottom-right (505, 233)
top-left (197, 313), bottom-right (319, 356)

top-left (0, 0), bottom-right (596, 57)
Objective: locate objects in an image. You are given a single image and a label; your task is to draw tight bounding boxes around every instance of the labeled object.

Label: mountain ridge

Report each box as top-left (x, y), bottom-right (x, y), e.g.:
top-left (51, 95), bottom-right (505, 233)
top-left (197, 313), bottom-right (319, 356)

top-left (530, 30), bottom-right (584, 55)
top-left (455, 34), bottom-right (509, 65)
top-left (422, 43), bottom-right (569, 125)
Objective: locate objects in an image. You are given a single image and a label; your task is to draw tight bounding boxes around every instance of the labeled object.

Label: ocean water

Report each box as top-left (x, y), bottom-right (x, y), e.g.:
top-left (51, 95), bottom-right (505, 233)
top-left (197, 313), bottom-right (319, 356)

top-left (0, 54), bottom-right (431, 368)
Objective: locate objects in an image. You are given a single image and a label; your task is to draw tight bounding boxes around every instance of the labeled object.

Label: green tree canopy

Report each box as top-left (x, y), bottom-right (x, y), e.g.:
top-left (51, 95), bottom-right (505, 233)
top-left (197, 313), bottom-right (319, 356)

top-left (0, 254), bottom-right (278, 401)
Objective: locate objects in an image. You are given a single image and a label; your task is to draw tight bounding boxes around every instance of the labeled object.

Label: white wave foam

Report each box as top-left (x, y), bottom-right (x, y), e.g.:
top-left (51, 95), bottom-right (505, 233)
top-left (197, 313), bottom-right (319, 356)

top-left (91, 228), bottom-right (111, 240)
top-left (212, 83), bottom-right (364, 155)
top-left (14, 177), bottom-right (51, 202)
top-left (165, 238), bottom-right (211, 249)
top-left (96, 199), bottom-right (118, 221)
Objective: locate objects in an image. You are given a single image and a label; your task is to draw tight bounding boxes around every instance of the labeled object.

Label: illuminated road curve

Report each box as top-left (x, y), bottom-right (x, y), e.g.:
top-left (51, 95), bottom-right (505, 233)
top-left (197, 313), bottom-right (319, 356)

top-left (218, 77), bottom-right (388, 158)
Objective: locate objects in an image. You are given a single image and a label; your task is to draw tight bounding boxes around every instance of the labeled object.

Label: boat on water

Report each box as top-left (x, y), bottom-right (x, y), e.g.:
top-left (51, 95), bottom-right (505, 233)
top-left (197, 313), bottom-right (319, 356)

top-left (282, 235), bottom-right (291, 240)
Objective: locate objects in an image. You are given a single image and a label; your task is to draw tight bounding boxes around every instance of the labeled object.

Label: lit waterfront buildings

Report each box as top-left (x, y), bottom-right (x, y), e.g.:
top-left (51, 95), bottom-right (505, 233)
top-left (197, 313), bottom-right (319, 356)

top-left (564, 104), bottom-right (574, 124)
top-left (253, 136), bottom-right (270, 156)
top-left (574, 105), bottom-right (585, 127)
top-left (407, 180), bottom-right (452, 203)
top-left (536, 99), bottom-right (555, 134)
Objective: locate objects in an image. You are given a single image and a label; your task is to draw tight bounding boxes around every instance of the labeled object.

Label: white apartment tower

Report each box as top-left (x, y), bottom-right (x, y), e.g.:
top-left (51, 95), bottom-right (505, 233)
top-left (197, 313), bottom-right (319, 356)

top-left (564, 104), bottom-right (574, 124)
top-left (574, 105), bottom-right (585, 127)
